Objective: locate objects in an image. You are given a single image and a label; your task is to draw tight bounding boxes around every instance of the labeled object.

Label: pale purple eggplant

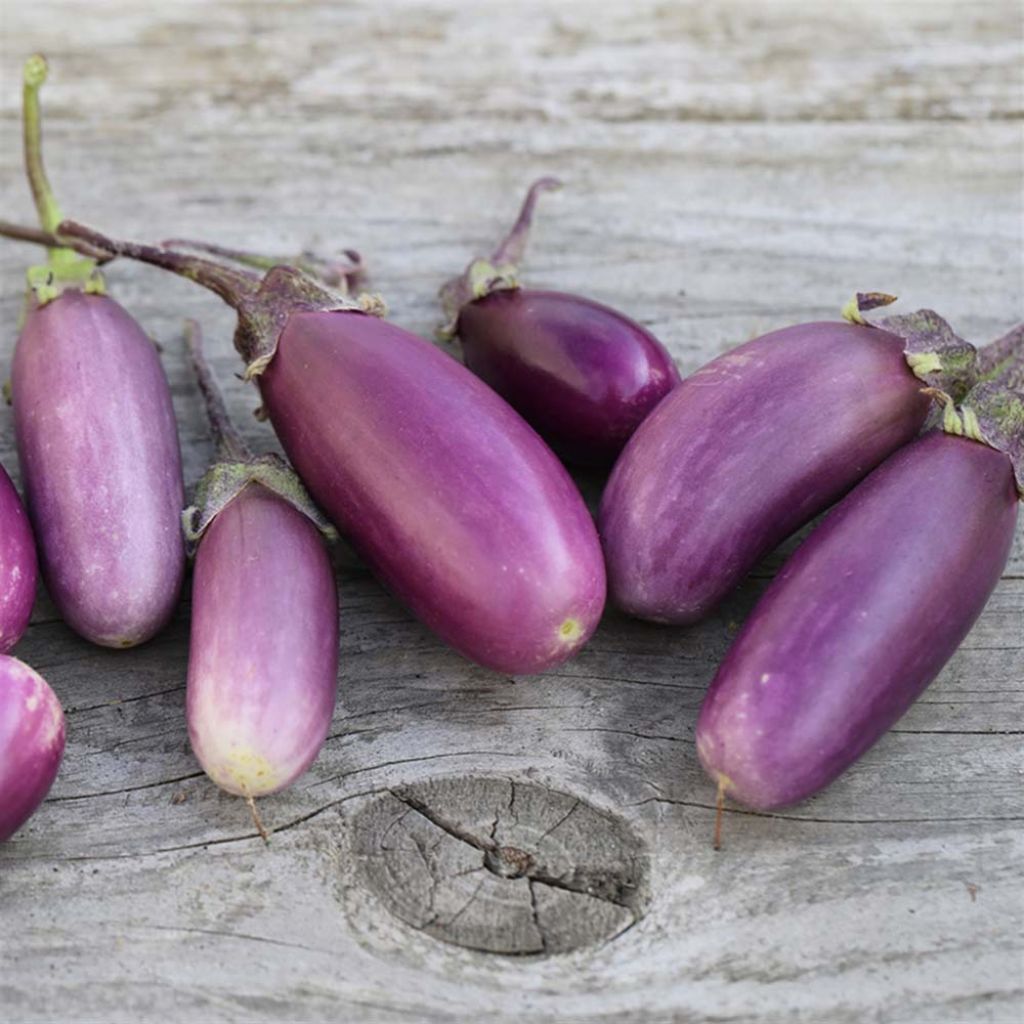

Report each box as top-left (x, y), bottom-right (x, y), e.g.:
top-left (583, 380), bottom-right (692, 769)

top-left (9, 57), bottom-right (184, 647)
top-left (0, 464), bottom-right (37, 652)
top-left (599, 308), bottom-right (973, 624)
top-left (183, 323), bottom-right (338, 807)
top-left (441, 179), bottom-right (680, 465)
top-left (55, 224), bottom-right (607, 675)
top-left (697, 427), bottom-right (1020, 812)
top-left (0, 654), bottom-right (65, 842)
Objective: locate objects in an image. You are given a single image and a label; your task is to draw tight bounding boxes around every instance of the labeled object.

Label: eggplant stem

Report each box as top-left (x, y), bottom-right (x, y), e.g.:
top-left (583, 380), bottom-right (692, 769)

top-left (183, 320), bottom-right (251, 462)
top-left (490, 176), bottom-right (562, 268)
top-left (246, 794), bottom-right (270, 845)
top-left (22, 55), bottom-right (63, 239)
top-left (713, 778), bottom-right (726, 851)
top-left (0, 219), bottom-right (113, 262)
top-left (57, 219), bottom-right (261, 306)
top-left (162, 238), bottom-right (364, 293)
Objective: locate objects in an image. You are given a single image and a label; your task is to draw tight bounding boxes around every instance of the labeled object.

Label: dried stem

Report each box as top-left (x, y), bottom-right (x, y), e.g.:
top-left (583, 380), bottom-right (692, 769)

top-left (183, 320), bottom-right (251, 462)
top-left (491, 176), bottom-right (562, 267)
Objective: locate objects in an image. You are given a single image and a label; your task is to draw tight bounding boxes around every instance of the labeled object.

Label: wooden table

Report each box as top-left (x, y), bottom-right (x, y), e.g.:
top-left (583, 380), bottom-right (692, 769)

top-left (1, 2), bottom-right (1022, 1020)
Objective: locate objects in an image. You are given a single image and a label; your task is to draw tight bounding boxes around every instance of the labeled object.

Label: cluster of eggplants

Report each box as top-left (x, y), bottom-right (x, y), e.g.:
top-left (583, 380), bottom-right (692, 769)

top-left (53, 225), bottom-right (607, 676)
top-left (11, 56), bottom-right (185, 648)
top-left (183, 323), bottom-right (338, 816)
top-left (439, 178), bottom-right (680, 466)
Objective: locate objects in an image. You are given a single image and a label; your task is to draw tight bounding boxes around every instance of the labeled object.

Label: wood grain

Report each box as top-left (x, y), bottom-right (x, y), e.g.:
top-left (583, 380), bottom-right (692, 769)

top-left (0, 1), bottom-right (1022, 1021)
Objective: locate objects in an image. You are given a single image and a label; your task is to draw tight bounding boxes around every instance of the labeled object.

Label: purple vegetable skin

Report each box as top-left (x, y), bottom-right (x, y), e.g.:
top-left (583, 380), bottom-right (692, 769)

top-left (0, 464), bottom-right (37, 652)
top-left (442, 180), bottom-right (680, 465)
top-left (184, 323), bottom-right (338, 808)
top-left (261, 311), bottom-right (605, 672)
top-left (697, 430), bottom-right (1019, 811)
top-left (600, 320), bottom-right (933, 623)
top-left (52, 229), bottom-right (606, 675)
top-left (0, 654), bottom-right (65, 842)
top-left (9, 57), bottom-right (184, 647)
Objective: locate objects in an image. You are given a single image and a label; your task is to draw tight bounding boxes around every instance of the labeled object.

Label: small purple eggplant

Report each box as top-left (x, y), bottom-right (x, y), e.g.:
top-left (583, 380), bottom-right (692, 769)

top-left (183, 323), bottom-right (338, 829)
top-left (53, 225), bottom-right (606, 676)
top-left (8, 57), bottom-right (184, 647)
top-left (697, 366), bottom-right (1023, 815)
top-left (440, 179), bottom-right (681, 465)
top-left (0, 653), bottom-right (65, 842)
top-left (0, 463), bottom-right (37, 653)
top-left (599, 296), bottom-right (982, 624)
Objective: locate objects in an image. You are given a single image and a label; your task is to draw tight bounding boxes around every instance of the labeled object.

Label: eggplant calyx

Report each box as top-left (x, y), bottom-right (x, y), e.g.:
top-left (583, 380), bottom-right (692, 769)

top-left (930, 383), bottom-right (1024, 497)
top-left (183, 453), bottom-right (338, 550)
top-left (843, 294), bottom-right (978, 402)
top-left (437, 176), bottom-right (562, 340)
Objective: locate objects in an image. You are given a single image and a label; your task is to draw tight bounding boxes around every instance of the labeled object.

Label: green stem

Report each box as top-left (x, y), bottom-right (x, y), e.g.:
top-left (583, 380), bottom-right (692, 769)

top-left (22, 55), bottom-right (63, 239)
top-left (183, 320), bottom-right (251, 462)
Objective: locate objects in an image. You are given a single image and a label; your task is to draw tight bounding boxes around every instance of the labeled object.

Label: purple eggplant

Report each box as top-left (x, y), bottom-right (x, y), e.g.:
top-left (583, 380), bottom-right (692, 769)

top-left (697, 391), bottom-right (1022, 812)
top-left (440, 179), bottom-right (680, 465)
top-left (183, 323), bottom-right (338, 822)
top-left (52, 225), bottom-right (606, 675)
top-left (8, 57), bottom-right (184, 647)
top-left (0, 653), bottom-right (65, 842)
top-left (0, 464), bottom-right (37, 653)
top-left (598, 298), bottom-right (984, 624)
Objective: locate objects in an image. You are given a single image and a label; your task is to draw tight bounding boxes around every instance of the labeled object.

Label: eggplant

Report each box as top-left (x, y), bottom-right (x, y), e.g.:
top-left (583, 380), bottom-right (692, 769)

top-left (599, 298), bottom-right (982, 624)
top-left (183, 323), bottom-right (338, 827)
top-left (50, 226), bottom-right (606, 675)
top-left (9, 57), bottom-right (184, 647)
top-left (0, 463), bottom-right (37, 653)
top-left (440, 179), bottom-right (680, 465)
top-left (697, 372), bottom-right (1023, 813)
top-left (0, 653), bottom-right (65, 842)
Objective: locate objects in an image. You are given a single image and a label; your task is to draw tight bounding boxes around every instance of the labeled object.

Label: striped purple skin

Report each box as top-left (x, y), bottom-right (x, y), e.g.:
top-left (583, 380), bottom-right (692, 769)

top-left (456, 289), bottom-right (681, 466)
top-left (187, 485), bottom-right (338, 797)
top-left (258, 310), bottom-right (607, 675)
top-left (0, 464), bottom-right (37, 653)
top-left (697, 431), bottom-right (1018, 810)
top-left (12, 291), bottom-right (185, 647)
top-left (599, 321), bottom-right (932, 624)
top-left (0, 654), bottom-right (65, 842)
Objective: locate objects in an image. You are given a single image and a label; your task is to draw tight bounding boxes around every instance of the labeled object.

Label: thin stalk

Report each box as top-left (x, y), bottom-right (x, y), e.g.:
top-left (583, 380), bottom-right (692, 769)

top-left (58, 220), bottom-right (261, 308)
top-left (183, 320), bottom-right (250, 462)
top-left (491, 176), bottom-right (562, 267)
top-left (0, 220), bottom-right (112, 262)
top-left (22, 55), bottom-right (63, 239)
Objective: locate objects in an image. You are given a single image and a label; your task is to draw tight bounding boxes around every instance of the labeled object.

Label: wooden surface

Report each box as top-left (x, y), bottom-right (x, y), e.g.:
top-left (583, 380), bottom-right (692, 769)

top-left (1, 1), bottom-right (1023, 1020)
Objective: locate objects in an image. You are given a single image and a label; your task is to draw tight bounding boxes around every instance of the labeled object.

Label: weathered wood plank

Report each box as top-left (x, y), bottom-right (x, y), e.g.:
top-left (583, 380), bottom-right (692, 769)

top-left (0, 1), bottom-right (1022, 1022)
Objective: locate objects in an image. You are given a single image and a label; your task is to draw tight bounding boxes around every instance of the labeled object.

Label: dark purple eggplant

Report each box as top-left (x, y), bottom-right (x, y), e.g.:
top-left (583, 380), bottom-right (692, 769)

top-left (0, 653), bottom-right (65, 842)
top-left (697, 364), bottom-right (1023, 814)
top-left (8, 57), bottom-right (184, 648)
top-left (599, 296), bottom-right (981, 624)
top-left (182, 323), bottom-right (338, 831)
top-left (0, 463), bottom-right (37, 653)
top-left (49, 222), bottom-right (605, 675)
top-left (440, 179), bottom-right (680, 465)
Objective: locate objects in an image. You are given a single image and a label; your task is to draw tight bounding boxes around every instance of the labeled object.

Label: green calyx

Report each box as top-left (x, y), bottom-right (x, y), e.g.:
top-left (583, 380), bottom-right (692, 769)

top-left (22, 54), bottom-right (104, 306)
top-left (182, 453), bottom-right (337, 550)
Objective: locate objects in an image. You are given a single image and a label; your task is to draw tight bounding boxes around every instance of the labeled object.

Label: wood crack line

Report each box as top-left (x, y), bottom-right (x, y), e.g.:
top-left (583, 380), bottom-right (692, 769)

top-left (389, 787), bottom-right (638, 915)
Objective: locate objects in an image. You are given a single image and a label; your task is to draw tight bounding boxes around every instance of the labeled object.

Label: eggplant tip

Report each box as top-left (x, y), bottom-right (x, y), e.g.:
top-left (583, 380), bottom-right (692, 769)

top-left (558, 617), bottom-right (584, 643)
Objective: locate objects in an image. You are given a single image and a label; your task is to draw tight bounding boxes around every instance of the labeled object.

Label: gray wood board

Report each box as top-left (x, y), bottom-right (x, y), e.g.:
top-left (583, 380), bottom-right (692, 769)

top-left (0, 1), bottom-right (1022, 1022)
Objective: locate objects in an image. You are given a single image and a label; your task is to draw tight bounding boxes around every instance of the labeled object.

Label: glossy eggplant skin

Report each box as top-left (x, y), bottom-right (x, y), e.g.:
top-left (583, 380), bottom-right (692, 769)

top-left (258, 310), bottom-right (606, 674)
top-left (599, 321), bottom-right (932, 624)
top-left (187, 485), bottom-right (338, 797)
top-left (0, 464), bottom-right (37, 652)
top-left (12, 291), bottom-right (185, 647)
top-left (696, 431), bottom-right (1018, 811)
top-left (456, 288), bottom-right (681, 465)
top-left (0, 654), bottom-right (65, 842)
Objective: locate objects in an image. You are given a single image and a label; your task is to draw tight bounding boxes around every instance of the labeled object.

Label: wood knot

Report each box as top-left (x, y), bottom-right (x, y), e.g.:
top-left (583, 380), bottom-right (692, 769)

top-left (350, 775), bottom-right (650, 956)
